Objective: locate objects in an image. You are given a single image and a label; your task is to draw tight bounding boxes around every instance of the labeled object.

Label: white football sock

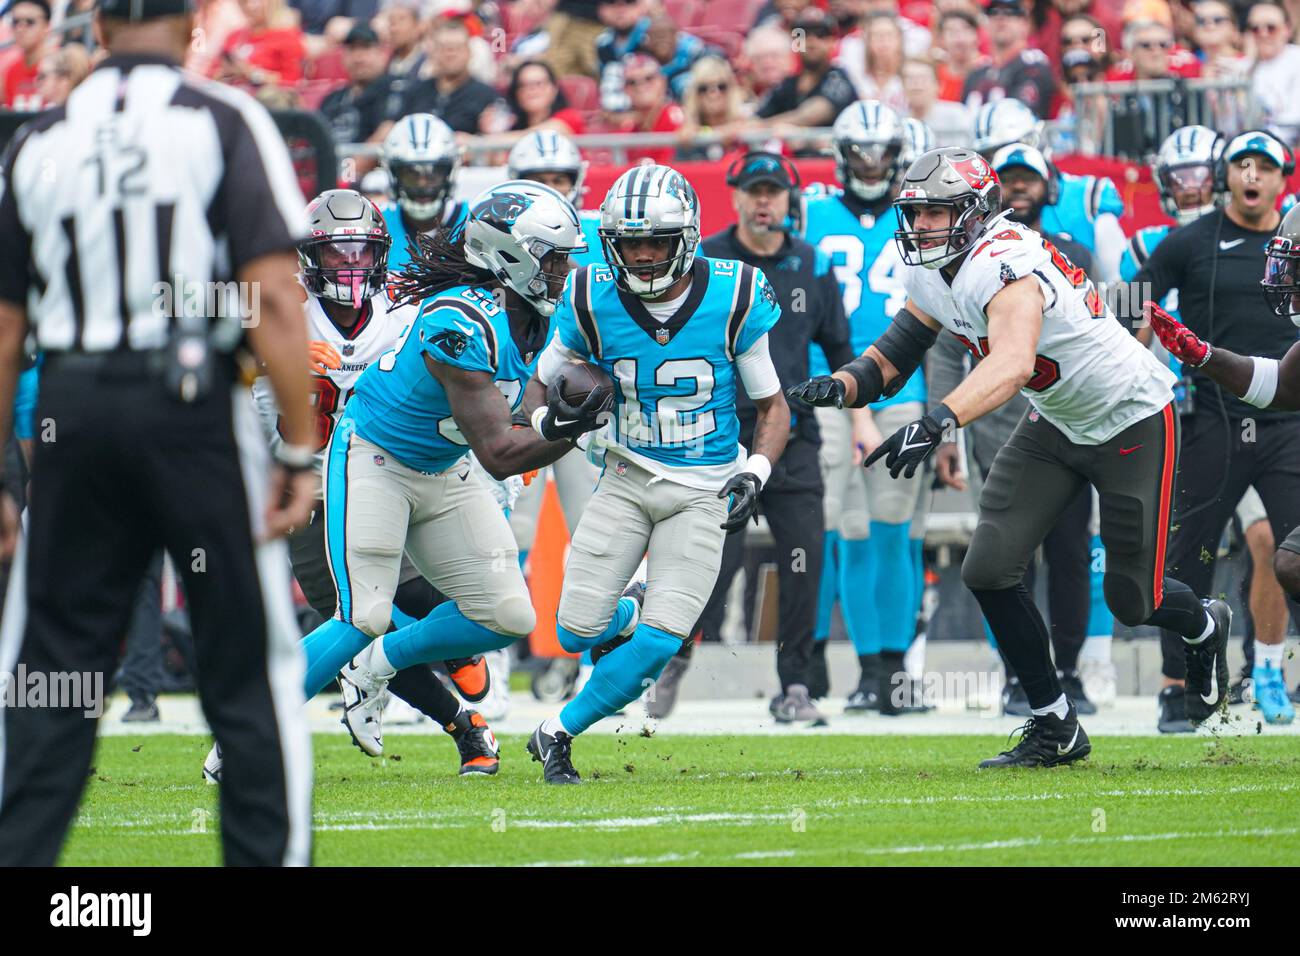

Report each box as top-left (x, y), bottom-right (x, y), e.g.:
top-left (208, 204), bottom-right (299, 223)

top-left (1257, 642), bottom-right (1286, 670)
top-left (1183, 609), bottom-right (1215, 645)
top-left (541, 715), bottom-right (572, 737)
top-left (364, 638), bottom-right (397, 679)
top-left (1031, 693), bottom-right (1069, 720)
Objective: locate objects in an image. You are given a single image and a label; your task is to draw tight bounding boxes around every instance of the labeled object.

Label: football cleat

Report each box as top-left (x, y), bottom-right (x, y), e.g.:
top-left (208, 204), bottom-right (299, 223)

top-left (1057, 669), bottom-right (1096, 716)
top-left (1156, 684), bottom-right (1193, 734)
top-left (807, 639), bottom-right (830, 700)
top-left (202, 741), bottom-right (222, 785)
top-left (527, 724), bottom-right (581, 784)
top-left (771, 684), bottom-right (828, 725)
top-left (1252, 662), bottom-right (1295, 725)
top-left (844, 687), bottom-right (880, 713)
top-left (445, 656), bottom-right (490, 703)
top-left (1001, 676), bottom-right (1031, 717)
top-left (476, 648), bottom-right (512, 722)
top-left (339, 655), bottom-right (390, 756)
top-left (1183, 599), bottom-right (1231, 724)
top-left (978, 701), bottom-right (1091, 768)
top-left (446, 709), bottom-right (501, 775)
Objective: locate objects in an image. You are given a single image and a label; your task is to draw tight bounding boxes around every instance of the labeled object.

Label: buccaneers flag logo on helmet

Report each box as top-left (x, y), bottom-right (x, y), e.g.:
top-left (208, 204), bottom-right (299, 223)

top-left (950, 155), bottom-right (996, 192)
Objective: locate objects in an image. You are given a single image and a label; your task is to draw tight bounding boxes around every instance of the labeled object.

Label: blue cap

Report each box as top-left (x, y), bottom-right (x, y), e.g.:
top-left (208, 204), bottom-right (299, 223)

top-left (1225, 131), bottom-right (1288, 168)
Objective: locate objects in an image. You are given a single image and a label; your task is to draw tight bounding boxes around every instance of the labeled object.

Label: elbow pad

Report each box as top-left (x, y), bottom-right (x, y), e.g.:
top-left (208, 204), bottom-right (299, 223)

top-left (875, 308), bottom-right (939, 398)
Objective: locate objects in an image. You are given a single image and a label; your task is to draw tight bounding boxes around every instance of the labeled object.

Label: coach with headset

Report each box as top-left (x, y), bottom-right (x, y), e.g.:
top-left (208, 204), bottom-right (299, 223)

top-left (645, 151), bottom-right (853, 723)
top-left (1126, 129), bottom-right (1300, 726)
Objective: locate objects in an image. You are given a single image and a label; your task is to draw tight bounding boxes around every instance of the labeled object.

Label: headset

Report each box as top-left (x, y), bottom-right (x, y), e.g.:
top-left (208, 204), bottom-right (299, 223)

top-left (726, 150), bottom-right (803, 233)
top-left (1213, 128), bottom-right (1295, 194)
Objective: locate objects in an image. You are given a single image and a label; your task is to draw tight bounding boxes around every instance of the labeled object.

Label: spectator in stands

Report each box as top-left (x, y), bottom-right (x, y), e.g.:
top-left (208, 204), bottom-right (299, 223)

top-left (505, 59), bottom-right (585, 134)
top-left (1056, 14), bottom-right (1112, 146)
top-left (1194, 0), bottom-right (1247, 72)
top-left (290, 0), bottom-right (377, 38)
top-left (34, 43), bottom-right (89, 107)
top-left (595, 0), bottom-right (650, 112)
top-left (755, 0), bottom-right (815, 30)
top-left (384, 0), bottom-right (426, 79)
top-left (1107, 13), bottom-right (1203, 76)
top-left (1032, 0), bottom-right (1124, 76)
top-left (837, 10), bottom-right (909, 111)
top-left (752, 8), bottom-right (857, 131)
top-left (935, 8), bottom-right (986, 101)
top-left (962, 0), bottom-right (1058, 117)
top-left (677, 54), bottom-right (751, 160)
top-left (399, 15), bottom-right (500, 132)
top-left (1, 0), bottom-right (52, 111)
top-left (210, 0), bottom-right (306, 89)
top-left (641, 10), bottom-right (713, 99)
top-left (1248, 1), bottom-right (1300, 140)
top-left (320, 23), bottom-right (404, 144)
top-left (863, 0), bottom-right (934, 52)
top-left (902, 55), bottom-right (973, 141)
top-left (529, 0), bottom-right (605, 78)
top-left (737, 22), bottom-right (795, 100)
top-left (186, 0), bottom-right (248, 75)
top-left (616, 52), bottom-right (683, 163)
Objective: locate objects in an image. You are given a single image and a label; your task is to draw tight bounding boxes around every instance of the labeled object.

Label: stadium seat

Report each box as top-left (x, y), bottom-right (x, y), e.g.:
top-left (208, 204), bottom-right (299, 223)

top-left (690, 25), bottom-right (744, 62)
top-left (559, 75), bottom-right (600, 112)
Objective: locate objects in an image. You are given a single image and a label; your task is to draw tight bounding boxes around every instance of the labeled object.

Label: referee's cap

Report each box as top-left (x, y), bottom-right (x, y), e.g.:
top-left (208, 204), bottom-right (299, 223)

top-left (1224, 130), bottom-right (1292, 172)
top-left (96, 0), bottom-right (195, 20)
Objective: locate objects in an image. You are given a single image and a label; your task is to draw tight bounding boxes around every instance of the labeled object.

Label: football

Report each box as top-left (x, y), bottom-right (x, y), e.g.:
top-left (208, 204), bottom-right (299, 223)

top-left (558, 361), bottom-right (615, 409)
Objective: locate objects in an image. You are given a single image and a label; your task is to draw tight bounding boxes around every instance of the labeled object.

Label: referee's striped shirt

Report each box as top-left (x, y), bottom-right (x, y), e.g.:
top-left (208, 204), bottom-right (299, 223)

top-left (0, 53), bottom-right (309, 353)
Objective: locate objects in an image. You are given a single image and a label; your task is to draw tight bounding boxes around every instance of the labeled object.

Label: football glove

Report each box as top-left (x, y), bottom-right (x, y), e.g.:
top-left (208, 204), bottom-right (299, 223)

top-left (1144, 300), bottom-right (1212, 368)
top-left (864, 404), bottom-right (957, 480)
top-left (718, 472), bottom-right (762, 533)
top-left (308, 340), bottom-right (343, 374)
top-left (535, 373), bottom-right (614, 443)
top-left (786, 375), bottom-right (846, 409)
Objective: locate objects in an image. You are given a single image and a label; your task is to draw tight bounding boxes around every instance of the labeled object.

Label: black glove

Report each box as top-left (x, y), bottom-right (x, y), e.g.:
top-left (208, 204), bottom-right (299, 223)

top-left (786, 375), bottom-right (846, 409)
top-left (537, 373), bottom-right (613, 443)
top-left (863, 404), bottom-right (957, 480)
top-left (718, 472), bottom-right (762, 533)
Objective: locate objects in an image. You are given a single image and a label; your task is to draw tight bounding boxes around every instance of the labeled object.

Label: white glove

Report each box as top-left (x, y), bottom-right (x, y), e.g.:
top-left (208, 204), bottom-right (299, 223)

top-left (469, 454), bottom-right (526, 513)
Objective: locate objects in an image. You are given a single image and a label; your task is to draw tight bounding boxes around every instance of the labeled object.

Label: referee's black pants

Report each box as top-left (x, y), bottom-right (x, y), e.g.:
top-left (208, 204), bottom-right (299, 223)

top-left (0, 357), bottom-right (312, 866)
top-left (1160, 410), bottom-right (1300, 680)
top-left (694, 436), bottom-right (825, 691)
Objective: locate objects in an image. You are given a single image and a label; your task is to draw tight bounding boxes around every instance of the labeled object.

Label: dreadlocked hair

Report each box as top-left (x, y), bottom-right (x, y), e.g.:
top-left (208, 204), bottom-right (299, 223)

top-left (389, 225), bottom-right (497, 309)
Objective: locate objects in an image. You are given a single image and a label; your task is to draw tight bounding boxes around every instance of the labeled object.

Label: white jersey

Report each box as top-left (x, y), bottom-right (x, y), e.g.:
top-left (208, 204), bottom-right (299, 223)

top-left (252, 286), bottom-right (417, 472)
top-left (904, 213), bottom-right (1176, 445)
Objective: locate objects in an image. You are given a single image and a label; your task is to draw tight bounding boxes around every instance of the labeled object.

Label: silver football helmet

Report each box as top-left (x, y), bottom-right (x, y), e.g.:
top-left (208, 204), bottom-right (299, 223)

top-left (832, 100), bottom-right (905, 202)
top-left (894, 147), bottom-right (1003, 270)
top-left (972, 98), bottom-right (1044, 157)
top-left (299, 188), bottom-right (391, 307)
top-left (381, 113), bottom-right (460, 221)
top-left (598, 164), bottom-right (701, 298)
top-left (1154, 125), bottom-right (1222, 225)
top-left (462, 180), bottom-right (587, 316)
top-left (507, 130), bottom-right (588, 207)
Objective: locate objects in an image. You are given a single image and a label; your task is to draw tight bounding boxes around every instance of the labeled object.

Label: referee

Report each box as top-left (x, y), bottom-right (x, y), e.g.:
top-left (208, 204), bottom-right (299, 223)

top-left (0, 0), bottom-right (317, 865)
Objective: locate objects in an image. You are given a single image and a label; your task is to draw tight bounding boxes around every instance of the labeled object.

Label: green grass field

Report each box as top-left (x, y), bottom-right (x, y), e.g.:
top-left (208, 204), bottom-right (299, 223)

top-left (64, 733), bottom-right (1300, 866)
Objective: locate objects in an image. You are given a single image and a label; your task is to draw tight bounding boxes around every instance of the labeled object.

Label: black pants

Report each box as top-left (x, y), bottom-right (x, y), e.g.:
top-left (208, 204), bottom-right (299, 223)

top-left (694, 437), bottom-right (825, 691)
top-left (1161, 410), bottom-right (1300, 679)
top-left (118, 551), bottom-right (164, 703)
top-left (0, 360), bottom-right (311, 866)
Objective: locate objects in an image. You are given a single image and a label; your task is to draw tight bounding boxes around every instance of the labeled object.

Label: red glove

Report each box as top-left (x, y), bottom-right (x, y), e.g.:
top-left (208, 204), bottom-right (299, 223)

top-left (1144, 300), bottom-right (1212, 368)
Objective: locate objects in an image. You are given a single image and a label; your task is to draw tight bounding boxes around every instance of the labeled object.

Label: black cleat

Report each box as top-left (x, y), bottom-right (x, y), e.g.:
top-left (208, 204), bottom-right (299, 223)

top-left (1002, 676), bottom-right (1031, 717)
top-left (527, 724), bottom-right (581, 784)
top-left (1183, 599), bottom-right (1231, 724)
top-left (1228, 675), bottom-right (1252, 706)
top-left (978, 702), bottom-right (1091, 769)
top-left (446, 709), bottom-right (500, 775)
top-left (590, 580), bottom-right (646, 664)
top-left (844, 687), bottom-right (879, 712)
top-left (845, 654), bottom-right (880, 712)
top-left (1157, 684), bottom-right (1194, 733)
top-left (1057, 669), bottom-right (1097, 716)
top-left (878, 652), bottom-right (933, 716)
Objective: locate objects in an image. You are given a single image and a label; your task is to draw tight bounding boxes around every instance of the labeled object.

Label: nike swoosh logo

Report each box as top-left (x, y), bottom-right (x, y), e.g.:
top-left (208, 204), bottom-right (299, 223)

top-left (989, 249), bottom-right (1009, 257)
top-left (898, 423), bottom-right (930, 453)
top-left (1058, 725), bottom-right (1080, 755)
top-left (1202, 658), bottom-right (1219, 706)
top-left (552, 417), bottom-right (580, 428)
top-left (1219, 239), bottom-right (1244, 251)
top-left (1119, 444), bottom-right (1143, 456)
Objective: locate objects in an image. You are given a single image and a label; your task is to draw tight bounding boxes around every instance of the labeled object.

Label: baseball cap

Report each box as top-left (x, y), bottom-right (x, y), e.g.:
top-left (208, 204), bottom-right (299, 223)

top-left (96, 0), bottom-right (194, 20)
top-left (1224, 130), bottom-right (1290, 169)
top-left (343, 23), bottom-right (381, 45)
top-left (991, 143), bottom-right (1050, 180)
top-left (732, 152), bottom-right (794, 191)
top-left (793, 8), bottom-right (836, 36)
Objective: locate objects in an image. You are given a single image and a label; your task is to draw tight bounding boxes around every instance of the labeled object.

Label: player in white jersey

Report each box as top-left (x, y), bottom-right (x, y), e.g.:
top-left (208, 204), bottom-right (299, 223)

top-left (791, 147), bottom-right (1233, 766)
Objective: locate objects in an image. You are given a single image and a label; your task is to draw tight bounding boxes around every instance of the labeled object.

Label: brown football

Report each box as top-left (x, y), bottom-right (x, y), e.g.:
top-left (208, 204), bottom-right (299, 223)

top-left (559, 361), bottom-right (615, 409)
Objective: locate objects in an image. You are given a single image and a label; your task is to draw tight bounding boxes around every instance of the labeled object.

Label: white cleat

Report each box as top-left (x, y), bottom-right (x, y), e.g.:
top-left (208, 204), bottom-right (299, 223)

top-left (477, 648), bottom-right (512, 722)
top-left (1080, 658), bottom-right (1118, 707)
top-left (339, 654), bottom-right (391, 757)
top-left (203, 742), bottom-right (222, 785)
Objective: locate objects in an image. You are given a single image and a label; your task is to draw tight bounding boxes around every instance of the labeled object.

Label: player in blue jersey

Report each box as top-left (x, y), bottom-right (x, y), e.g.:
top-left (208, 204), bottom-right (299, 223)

top-left (291, 181), bottom-right (611, 757)
top-left (507, 130), bottom-right (604, 269)
top-left (973, 98), bottom-right (1126, 281)
top-left (525, 164), bottom-right (791, 783)
top-left (801, 101), bottom-right (932, 714)
top-left (378, 113), bottom-right (469, 273)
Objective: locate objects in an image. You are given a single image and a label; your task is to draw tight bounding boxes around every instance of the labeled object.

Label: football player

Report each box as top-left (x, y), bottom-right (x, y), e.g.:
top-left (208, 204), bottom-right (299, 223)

top-left (801, 102), bottom-right (931, 714)
top-left (290, 181), bottom-right (612, 756)
top-left (792, 147), bottom-right (1232, 766)
top-left (379, 113), bottom-right (468, 273)
top-left (525, 164), bottom-right (790, 783)
top-left (507, 130), bottom-right (602, 268)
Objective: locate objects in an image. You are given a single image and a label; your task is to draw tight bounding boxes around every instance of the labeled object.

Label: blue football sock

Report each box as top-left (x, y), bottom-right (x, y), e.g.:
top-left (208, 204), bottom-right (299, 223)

top-left (389, 605), bottom-right (417, 629)
top-left (301, 618), bottom-right (371, 699)
top-left (870, 521), bottom-right (916, 653)
top-left (382, 602), bottom-right (516, 672)
top-left (555, 597), bottom-right (639, 654)
top-left (814, 530), bottom-right (841, 642)
top-left (559, 624), bottom-right (681, 735)
top-left (839, 536), bottom-right (880, 655)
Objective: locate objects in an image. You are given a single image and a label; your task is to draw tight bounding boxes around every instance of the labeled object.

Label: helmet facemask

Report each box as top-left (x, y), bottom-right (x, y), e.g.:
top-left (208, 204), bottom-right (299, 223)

top-left (299, 235), bottom-right (391, 307)
top-left (390, 159), bottom-right (455, 221)
top-left (514, 237), bottom-right (582, 316)
top-left (1262, 235), bottom-right (1300, 324)
top-left (601, 229), bottom-right (699, 298)
top-left (894, 196), bottom-right (986, 269)
top-left (837, 139), bottom-right (901, 201)
top-left (1158, 163), bottom-right (1217, 225)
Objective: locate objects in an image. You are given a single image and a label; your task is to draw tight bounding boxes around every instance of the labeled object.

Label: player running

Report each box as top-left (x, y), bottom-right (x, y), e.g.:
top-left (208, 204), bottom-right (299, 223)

top-left (526, 164), bottom-right (791, 783)
top-left (379, 113), bottom-right (469, 272)
top-left (791, 147), bottom-right (1232, 766)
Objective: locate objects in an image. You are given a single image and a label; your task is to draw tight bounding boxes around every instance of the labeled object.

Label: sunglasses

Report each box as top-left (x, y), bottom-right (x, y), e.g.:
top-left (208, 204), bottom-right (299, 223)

top-left (1195, 14), bottom-right (1230, 26)
top-left (625, 73), bottom-right (659, 86)
top-left (1249, 21), bottom-right (1283, 33)
top-left (986, 7), bottom-right (1025, 17)
top-left (696, 81), bottom-right (729, 93)
top-left (1136, 38), bottom-right (1173, 49)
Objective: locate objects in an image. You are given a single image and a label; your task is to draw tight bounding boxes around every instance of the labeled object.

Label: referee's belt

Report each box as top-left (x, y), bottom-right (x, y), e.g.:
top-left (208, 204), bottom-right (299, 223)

top-left (43, 349), bottom-right (239, 381)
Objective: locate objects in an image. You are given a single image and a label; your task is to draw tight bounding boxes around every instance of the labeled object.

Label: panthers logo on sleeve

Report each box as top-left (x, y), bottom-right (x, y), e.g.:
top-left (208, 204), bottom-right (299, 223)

top-left (430, 328), bottom-right (469, 358)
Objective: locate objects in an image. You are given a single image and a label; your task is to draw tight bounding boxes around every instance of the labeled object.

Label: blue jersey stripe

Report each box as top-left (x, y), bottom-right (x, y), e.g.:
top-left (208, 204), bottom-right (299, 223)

top-left (324, 420), bottom-right (354, 623)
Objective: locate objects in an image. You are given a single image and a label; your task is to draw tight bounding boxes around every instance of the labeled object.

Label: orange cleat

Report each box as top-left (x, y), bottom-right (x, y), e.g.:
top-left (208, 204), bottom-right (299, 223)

top-left (446, 710), bottom-right (499, 775)
top-left (445, 656), bottom-right (491, 702)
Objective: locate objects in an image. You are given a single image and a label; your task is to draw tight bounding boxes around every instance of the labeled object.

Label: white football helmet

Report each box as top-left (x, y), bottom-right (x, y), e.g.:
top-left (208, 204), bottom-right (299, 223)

top-left (462, 180), bottom-right (587, 316)
top-left (598, 164), bottom-right (701, 298)
top-left (832, 100), bottom-right (905, 202)
top-left (381, 113), bottom-right (460, 221)
top-left (507, 130), bottom-right (588, 208)
top-left (896, 117), bottom-right (936, 187)
top-left (1154, 125), bottom-right (1222, 225)
top-left (972, 98), bottom-right (1044, 157)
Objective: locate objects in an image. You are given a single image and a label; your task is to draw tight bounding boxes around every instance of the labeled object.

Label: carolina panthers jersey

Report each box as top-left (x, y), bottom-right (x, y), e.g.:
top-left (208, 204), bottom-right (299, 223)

top-left (251, 287), bottom-right (416, 473)
top-left (801, 188), bottom-right (923, 407)
top-left (571, 209), bottom-right (605, 268)
top-left (902, 212), bottom-right (1176, 445)
top-left (1040, 171), bottom-right (1124, 254)
top-left (552, 257), bottom-right (781, 489)
top-left (345, 283), bottom-right (550, 473)
top-left (383, 200), bottom-right (470, 274)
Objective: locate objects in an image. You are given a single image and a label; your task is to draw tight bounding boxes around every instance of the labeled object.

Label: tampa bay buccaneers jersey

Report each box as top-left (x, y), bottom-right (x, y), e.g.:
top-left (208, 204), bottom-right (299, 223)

top-left (903, 212), bottom-right (1176, 445)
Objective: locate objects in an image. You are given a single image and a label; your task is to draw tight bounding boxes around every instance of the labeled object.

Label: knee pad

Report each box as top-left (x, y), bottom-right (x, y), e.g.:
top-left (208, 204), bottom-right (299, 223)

top-left (961, 529), bottom-right (1023, 592)
top-left (356, 598), bottom-right (393, 640)
top-left (1103, 573), bottom-right (1149, 628)
top-left (490, 593), bottom-right (536, 637)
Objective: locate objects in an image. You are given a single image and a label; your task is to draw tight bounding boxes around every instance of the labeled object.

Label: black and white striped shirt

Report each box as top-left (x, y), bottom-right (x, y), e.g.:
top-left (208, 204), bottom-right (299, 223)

top-left (0, 53), bottom-right (309, 353)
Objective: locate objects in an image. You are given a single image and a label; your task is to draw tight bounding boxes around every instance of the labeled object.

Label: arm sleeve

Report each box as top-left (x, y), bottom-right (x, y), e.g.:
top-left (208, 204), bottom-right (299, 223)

top-left (736, 333), bottom-right (783, 400)
top-left (926, 330), bottom-right (969, 414)
top-left (250, 373), bottom-right (283, 448)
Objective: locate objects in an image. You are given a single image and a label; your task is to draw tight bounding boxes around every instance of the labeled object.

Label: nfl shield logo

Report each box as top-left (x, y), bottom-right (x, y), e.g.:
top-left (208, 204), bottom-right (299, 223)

top-left (615, 460), bottom-right (628, 476)
top-left (655, 328), bottom-right (670, 345)
top-left (341, 343), bottom-right (355, 357)
top-left (373, 455), bottom-right (386, 466)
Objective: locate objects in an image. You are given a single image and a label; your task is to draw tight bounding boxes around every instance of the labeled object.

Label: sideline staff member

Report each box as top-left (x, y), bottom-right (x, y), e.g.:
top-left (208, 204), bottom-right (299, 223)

top-left (0, 0), bottom-right (317, 866)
